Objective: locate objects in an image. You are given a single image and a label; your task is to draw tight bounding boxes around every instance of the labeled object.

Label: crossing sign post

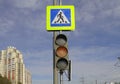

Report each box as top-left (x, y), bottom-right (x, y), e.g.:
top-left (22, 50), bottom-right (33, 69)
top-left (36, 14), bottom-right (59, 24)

top-left (46, 5), bottom-right (75, 31)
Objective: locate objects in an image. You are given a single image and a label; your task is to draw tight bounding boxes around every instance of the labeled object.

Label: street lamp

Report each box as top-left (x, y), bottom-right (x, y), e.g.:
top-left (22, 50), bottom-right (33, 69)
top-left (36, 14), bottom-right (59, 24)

top-left (114, 57), bottom-right (120, 67)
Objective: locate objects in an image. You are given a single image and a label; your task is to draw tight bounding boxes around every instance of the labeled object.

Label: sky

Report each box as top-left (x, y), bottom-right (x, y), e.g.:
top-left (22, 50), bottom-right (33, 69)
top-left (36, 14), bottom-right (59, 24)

top-left (0, 0), bottom-right (120, 84)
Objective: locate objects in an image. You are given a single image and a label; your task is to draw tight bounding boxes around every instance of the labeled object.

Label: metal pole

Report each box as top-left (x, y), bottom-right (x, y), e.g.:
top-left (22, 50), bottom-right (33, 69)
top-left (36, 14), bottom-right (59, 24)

top-left (53, 0), bottom-right (63, 84)
top-left (53, 0), bottom-right (58, 84)
top-left (59, 0), bottom-right (63, 34)
top-left (53, 0), bottom-right (57, 5)
top-left (53, 31), bottom-right (58, 84)
top-left (59, 0), bottom-right (62, 5)
top-left (60, 70), bottom-right (63, 84)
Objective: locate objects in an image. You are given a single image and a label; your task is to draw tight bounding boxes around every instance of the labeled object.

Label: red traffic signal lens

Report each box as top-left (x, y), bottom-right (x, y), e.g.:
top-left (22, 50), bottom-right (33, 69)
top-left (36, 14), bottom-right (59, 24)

top-left (56, 58), bottom-right (68, 70)
top-left (55, 34), bottom-right (67, 46)
top-left (56, 46), bottom-right (68, 57)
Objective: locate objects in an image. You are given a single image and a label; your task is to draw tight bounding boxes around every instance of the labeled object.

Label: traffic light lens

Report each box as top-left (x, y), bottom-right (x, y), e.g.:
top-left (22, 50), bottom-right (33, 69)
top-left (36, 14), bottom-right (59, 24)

top-left (56, 46), bottom-right (68, 57)
top-left (56, 34), bottom-right (67, 46)
top-left (56, 58), bottom-right (68, 70)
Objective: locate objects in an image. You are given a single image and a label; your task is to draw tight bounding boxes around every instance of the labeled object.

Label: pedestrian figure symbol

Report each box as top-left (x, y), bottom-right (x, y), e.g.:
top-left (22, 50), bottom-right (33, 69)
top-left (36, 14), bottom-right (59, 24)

top-left (52, 10), bottom-right (70, 24)
top-left (56, 12), bottom-right (64, 23)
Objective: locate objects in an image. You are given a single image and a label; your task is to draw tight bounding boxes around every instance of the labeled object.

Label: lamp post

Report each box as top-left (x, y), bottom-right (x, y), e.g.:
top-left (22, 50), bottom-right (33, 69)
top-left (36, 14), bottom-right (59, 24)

top-left (114, 57), bottom-right (120, 67)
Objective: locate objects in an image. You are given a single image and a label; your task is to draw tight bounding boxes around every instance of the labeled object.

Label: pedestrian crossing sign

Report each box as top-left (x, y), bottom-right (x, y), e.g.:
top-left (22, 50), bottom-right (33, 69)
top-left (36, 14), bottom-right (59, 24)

top-left (46, 5), bottom-right (75, 31)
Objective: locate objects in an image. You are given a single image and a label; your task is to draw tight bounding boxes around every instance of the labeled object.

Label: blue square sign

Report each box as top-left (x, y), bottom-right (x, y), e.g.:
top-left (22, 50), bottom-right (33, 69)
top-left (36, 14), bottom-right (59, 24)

top-left (51, 9), bottom-right (71, 26)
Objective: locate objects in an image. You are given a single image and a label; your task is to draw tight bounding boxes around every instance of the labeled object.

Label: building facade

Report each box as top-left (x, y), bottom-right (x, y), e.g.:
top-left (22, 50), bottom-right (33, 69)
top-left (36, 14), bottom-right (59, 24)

top-left (0, 46), bottom-right (32, 84)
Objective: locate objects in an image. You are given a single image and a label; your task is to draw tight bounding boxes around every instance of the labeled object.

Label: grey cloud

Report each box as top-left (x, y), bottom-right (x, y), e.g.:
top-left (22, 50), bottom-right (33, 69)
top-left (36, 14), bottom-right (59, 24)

top-left (0, 17), bottom-right (14, 35)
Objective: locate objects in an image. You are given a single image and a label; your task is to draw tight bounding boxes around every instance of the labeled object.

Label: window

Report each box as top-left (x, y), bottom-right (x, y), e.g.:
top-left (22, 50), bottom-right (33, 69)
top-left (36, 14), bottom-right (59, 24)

top-left (8, 58), bottom-right (11, 64)
top-left (12, 58), bottom-right (15, 65)
top-left (12, 70), bottom-right (15, 80)
top-left (17, 55), bottom-right (19, 58)
top-left (0, 55), bottom-right (1, 60)
top-left (8, 71), bottom-right (11, 80)
top-left (5, 59), bottom-right (7, 65)
top-left (12, 58), bottom-right (14, 62)
top-left (8, 52), bottom-right (12, 57)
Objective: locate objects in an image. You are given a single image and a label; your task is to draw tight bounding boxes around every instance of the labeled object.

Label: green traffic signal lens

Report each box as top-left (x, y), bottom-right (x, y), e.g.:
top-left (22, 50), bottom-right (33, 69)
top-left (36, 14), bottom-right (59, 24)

top-left (56, 58), bottom-right (68, 70)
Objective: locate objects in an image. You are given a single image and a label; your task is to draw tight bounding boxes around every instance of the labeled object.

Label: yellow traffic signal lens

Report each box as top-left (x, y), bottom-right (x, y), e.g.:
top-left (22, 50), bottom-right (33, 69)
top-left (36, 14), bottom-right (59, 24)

top-left (55, 34), bottom-right (67, 46)
top-left (56, 46), bottom-right (68, 57)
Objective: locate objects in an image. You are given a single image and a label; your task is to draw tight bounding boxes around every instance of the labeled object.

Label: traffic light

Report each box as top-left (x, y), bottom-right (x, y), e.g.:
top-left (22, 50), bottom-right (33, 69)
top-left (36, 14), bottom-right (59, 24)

top-left (54, 34), bottom-right (69, 71)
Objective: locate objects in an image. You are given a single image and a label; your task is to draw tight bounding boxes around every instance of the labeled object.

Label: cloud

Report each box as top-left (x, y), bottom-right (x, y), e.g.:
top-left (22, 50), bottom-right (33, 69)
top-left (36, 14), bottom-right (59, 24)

top-left (23, 12), bottom-right (46, 31)
top-left (7, 0), bottom-right (40, 9)
top-left (113, 6), bottom-right (120, 17)
top-left (0, 0), bottom-right (3, 4)
top-left (0, 17), bottom-right (14, 35)
top-left (75, 0), bottom-right (120, 23)
top-left (23, 49), bottom-right (53, 69)
top-left (0, 0), bottom-right (51, 36)
top-left (7, 0), bottom-right (51, 10)
top-left (0, 1), bottom-right (51, 49)
top-left (69, 46), bottom-right (120, 62)
top-left (73, 0), bottom-right (120, 40)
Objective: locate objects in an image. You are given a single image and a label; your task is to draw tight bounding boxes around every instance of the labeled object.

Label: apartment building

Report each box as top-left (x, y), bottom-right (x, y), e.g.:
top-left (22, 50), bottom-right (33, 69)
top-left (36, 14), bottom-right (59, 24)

top-left (0, 46), bottom-right (32, 84)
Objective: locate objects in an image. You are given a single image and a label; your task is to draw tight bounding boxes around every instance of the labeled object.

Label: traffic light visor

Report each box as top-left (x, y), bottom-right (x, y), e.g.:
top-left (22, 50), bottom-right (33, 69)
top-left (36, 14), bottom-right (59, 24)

top-left (56, 46), bottom-right (68, 57)
top-left (55, 34), bottom-right (67, 46)
top-left (56, 58), bottom-right (68, 70)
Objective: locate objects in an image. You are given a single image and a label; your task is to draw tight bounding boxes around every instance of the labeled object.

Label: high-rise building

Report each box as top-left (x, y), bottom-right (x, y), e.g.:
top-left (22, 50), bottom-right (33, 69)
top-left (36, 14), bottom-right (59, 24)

top-left (0, 46), bottom-right (32, 84)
